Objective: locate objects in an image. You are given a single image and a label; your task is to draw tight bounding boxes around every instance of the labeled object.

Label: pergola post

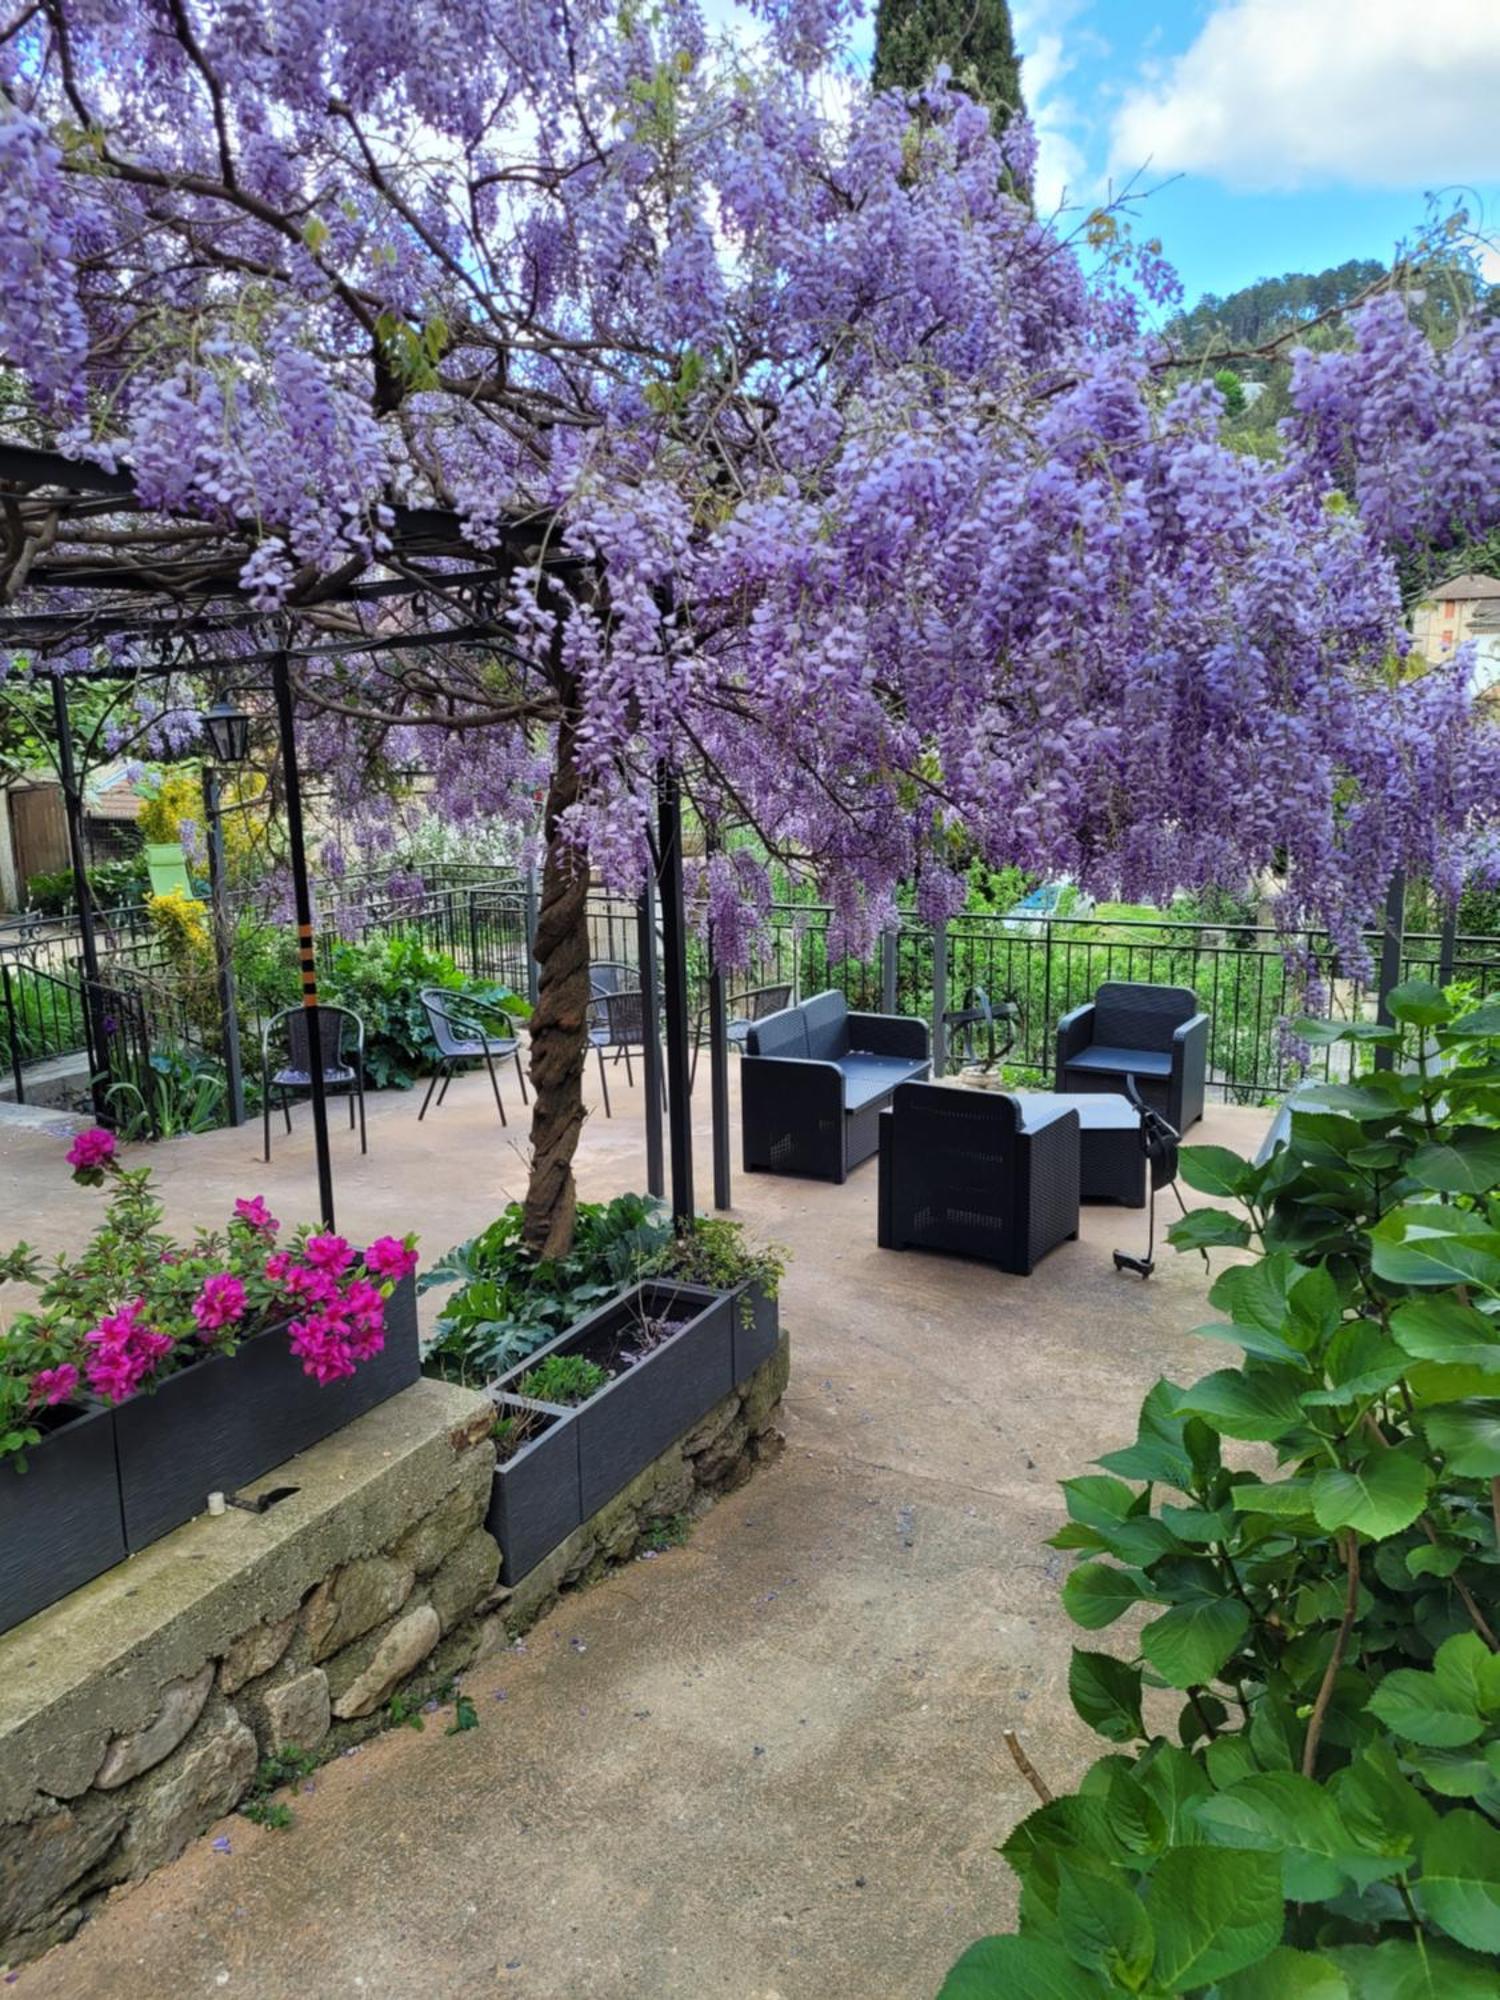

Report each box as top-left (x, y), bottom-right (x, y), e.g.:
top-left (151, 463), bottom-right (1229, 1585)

top-left (1374, 869), bottom-right (1406, 1073)
top-left (50, 672), bottom-right (108, 1122)
top-left (271, 648), bottom-right (336, 1229)
top-left (707, 925), bottom-right (731, 1211)
top-left (637, 880), bottom-right (664, 1200)
top-left (656, 770), bottom-right (694, 1230)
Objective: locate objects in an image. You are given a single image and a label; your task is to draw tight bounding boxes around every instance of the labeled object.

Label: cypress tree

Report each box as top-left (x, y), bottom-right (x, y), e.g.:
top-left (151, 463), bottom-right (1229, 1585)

top-left (872, 0), bottom-right (1025, 132)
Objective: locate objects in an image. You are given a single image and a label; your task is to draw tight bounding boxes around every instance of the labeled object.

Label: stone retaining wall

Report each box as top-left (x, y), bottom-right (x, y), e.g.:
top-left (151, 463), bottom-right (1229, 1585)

top-left (0, 1379), bottom-right (499, 1967)
top-left (0, 1334), bottom-right (791, 1969)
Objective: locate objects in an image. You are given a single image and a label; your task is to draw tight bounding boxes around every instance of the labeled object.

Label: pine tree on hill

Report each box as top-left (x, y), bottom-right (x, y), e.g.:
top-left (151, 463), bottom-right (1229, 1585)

top-left (873, 0), bottom-right (1025, 133)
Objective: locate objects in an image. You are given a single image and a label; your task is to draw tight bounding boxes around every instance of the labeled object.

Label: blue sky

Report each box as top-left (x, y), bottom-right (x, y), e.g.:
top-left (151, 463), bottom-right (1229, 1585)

top-left (941, 0), bottom-right (1500, 308)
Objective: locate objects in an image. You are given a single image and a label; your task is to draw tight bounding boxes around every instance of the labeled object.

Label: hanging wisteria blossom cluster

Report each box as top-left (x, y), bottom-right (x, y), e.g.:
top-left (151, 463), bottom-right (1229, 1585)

top-left (1, 0), bottom-right (1498, 1245)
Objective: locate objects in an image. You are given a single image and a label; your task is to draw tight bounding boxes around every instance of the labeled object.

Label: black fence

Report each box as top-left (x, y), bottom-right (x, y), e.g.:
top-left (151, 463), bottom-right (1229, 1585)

top-left (9, 866), bottom-right (1498, 1120)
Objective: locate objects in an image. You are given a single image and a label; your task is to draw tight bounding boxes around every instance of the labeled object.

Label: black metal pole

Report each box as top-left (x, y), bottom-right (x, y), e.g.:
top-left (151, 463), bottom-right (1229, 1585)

top-left (1374, 869), bottom-right (1406, 1073)
top-left (51, 672), bottom-right (107, 1120)
top-left (656, 771), bottom-right (694, 1229)
top-left (637, 881), bottom-right (664, 1200)
top-left (707, 928), bottom-right (731, 1212)
top-left (1439, 899), bottom-right (1459, 989)
top-left (272, 649), bottom-right (336, 1228)
top-left (201, 764), bottom-right (245, 1127)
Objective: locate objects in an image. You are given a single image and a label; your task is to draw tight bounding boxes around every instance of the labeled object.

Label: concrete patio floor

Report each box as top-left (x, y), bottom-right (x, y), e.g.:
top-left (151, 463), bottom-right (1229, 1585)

top-left (3, 1061), bottom-right (1271, 2000)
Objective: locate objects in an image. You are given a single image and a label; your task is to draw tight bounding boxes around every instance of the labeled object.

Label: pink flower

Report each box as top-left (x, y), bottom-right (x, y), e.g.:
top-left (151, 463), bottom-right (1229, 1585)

top-left (83, 1299), bottom-right (173, 1404)
top-left (342, 1279), bottom-right (387, 1361)
top-left (29, 1363), bottom-right (80, 1408)
top-left (264, 1250), bottom-right (293, 1283)
top-left (282, 1262), bottom-right (337, 1307)
top-left (233, 1196), bottom-right (279, 1238)
top-left (363, 1236), bottom-right (417, 1282)
top-left (66, 1127), bottom-right (117, 1183)
top-left (287, 1312), bottom-right (357, 1386)
top-left (193, 1272), bottom-right (248, 1337)
top-left (305, 1233), bottom-right (353, 1277)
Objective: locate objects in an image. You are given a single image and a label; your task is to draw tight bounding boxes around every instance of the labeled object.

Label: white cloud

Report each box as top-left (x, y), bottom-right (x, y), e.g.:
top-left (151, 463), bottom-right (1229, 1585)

top-left (1012, 0), bottom-right (1104, 211)
top-left (1110, 0), bottom-right (1500, 192)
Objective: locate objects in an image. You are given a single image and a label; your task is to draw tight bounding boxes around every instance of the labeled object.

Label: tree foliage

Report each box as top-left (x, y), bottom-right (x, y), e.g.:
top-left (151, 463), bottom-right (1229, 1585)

top-left (944, 985), bottom-right (1500, 1996)
top-left (872, 0), bottom-right (1025, 137)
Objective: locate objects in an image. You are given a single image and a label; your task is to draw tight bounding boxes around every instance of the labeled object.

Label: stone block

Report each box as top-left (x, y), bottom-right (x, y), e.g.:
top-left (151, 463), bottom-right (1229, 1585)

top-left (390, 1450), bottom-right (491, 1576)
top-left (261, 1670), bottom-right (330, 1757)
top-left (218, 1610), bottom-right (297, 1696)
top-left (331, 1606), bottom-right (441, 1720)
top-left (682, 1396), bottom-right (739, 1459)
top-left (741, 1333), bottom-right (791, 1433)
top-left (693, 1412), bottom-right (749, 1486)
top-left (650, 1454), bottom-right (695, 1517)
top-left (117, 1716), bottom-right (258, 1880)
top-left (0, 1798), bottom-right (123, 1944)
top-left (93, 1662), bottom-right (214, 1790)
top-left (428, 1530), bottom-right (501, 1637)
top-left (302, 1554), bottom-right (415, 1663)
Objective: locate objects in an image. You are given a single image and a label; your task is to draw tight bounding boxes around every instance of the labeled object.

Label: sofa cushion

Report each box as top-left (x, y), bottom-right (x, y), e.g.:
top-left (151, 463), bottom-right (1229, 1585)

top-left (1064, 1044), bottom-right (1173, 1081)
top-left (1092, 983), bottom-right (1197, 1054)
top-left (839, 1053), bottom-right (928, 1111)
top-left (746, 1007), bottom-right (809, 1060)
top-left (802, 990), bottom-right (850, 1062)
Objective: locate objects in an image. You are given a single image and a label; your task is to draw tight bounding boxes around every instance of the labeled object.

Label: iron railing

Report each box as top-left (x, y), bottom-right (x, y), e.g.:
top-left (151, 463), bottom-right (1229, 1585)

top-left (0, 960), bottom-right (89, 1100)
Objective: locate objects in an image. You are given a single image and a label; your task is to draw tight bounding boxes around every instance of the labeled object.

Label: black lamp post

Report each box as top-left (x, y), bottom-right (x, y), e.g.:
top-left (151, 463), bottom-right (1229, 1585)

top-left (200, 698), bottom-right (251, 1127)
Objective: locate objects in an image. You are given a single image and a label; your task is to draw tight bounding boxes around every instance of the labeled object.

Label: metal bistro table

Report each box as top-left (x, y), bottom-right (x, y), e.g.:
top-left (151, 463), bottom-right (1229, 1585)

top-left (947, 1076), bottom-right (1145, 1207)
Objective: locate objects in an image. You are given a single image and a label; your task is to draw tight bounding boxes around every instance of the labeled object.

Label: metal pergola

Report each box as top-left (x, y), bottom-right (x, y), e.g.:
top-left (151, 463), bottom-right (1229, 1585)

top-left (0, 442), bottom-right (732, 1230)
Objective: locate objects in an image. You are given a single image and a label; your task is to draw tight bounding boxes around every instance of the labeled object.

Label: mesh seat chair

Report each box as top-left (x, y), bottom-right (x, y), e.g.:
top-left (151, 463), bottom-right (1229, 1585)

top-left (689, 981), bottom-right (794, 1089)
top-left (261, 1005), bottom-right (366, 1164)
top-left (418, 988), bottom-right (529, 1126)
top-left (1055, 982), bottom-right (1210, 1134)
top-left (586, 987), bottom-right (662, 1118)
top-left (877, 1083), bottom-right (1080, 1275)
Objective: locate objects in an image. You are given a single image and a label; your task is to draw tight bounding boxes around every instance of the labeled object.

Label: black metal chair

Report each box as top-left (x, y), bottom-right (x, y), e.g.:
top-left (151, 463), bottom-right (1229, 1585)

top-left (877, 1081), bottom-right (1080, 1275)
top-left (690, 981), bottom-right (794, 1089)
top-left (418, 987), bottom-right (528, 1126)
top-left (261, 1004), bottom-right (366, 1163)
top-left (587, 986), bottom-right (667, 1118)
top-left (1056, 982), bottom-right (1210, 1133)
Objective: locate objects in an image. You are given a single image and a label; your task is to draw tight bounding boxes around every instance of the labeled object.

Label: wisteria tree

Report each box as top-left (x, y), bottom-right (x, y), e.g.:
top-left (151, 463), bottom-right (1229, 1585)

top-left (2, 0), bottom-right (1500, 1254)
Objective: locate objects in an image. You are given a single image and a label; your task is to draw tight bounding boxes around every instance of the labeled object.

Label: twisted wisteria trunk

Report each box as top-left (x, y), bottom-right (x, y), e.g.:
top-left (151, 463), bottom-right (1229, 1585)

top-left (522, 697), bottom-right (592, 1259)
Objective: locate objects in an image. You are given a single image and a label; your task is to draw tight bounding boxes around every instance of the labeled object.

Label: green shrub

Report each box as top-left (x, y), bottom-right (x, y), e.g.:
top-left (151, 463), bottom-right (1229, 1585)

top-left (25, 857), bottom-right (149, 915)
top-left (315, 935), bottom-right (526, 1091)
top-left (518, 1352), bottom-right (609, 1405)
top-left (943, 981), bottom-right (1500, 1998)
top-left (420, 1197), bottom-right (781, 1384)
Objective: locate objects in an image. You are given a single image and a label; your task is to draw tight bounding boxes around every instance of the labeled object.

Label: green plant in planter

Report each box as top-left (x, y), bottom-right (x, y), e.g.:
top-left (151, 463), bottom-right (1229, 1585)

top-left (942, 982), bottom-right (1500, 1999)
top-left (518, 1352), bottom-right (609, 1405)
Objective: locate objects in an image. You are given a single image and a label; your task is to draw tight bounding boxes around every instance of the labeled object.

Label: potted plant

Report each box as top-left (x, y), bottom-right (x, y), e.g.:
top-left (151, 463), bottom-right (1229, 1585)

top-left (0, 1129), bottom-right (422, 1631)
top-left (423, 1199), bottom-right (785, 1582)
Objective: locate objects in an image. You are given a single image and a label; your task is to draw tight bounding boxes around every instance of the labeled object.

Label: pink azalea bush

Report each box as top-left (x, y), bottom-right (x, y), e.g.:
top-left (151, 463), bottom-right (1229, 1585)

top-left (0, 1134), bottom-right (418, 1462)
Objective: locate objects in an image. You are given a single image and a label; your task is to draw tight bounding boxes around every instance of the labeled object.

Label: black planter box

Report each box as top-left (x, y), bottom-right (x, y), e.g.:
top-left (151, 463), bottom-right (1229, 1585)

top-left (489, 1281), bottom-right (735, 1576)
top-left (0, 1402), bottom-right (126, 1638)
top-left (484, 1395), bottom-right (581, 1587)
top-left (730, 1280), bottom-right (780, 1384)
top-left (114, 1276), bottom-right (421, 1552)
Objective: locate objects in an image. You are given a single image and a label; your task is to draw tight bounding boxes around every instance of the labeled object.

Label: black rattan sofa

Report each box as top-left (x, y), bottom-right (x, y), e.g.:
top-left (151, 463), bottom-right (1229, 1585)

top-left (876, 1083), bottom-right (1080, 1274)
top-left (742, 990), bottom-right (931, 1182)
top-left (1055, 982), bottom-right (1209, 1134)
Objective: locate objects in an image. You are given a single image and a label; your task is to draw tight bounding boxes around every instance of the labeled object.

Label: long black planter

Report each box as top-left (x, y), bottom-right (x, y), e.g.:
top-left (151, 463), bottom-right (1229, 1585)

top-left (114, 1275), bottom-right (421, 1551)
top-left (0, 1402), bottom-right (125, 1638)
top-left (485, 1278), bottom-right (780, 1585)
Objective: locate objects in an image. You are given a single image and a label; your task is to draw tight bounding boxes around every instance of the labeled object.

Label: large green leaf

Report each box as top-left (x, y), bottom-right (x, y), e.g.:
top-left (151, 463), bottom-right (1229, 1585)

top-left (1415, 1808), bottom-right (1500, 1953)
top-left (1312, 1443), bottom-right (1430, 1540)
top-left (1176, 1367), bottom-right (1307, 1442)
top-left (937, 1935), bottom-right (1105, 1999)
top-left (1140, 1596), bottom-right (1250, 1689)
top-left (1330, 1740), bottom-right (1438, 1860)
top-left (1055, 1858), bottom-right (1153, 1987)
top-left (1368, 1664), bottom-right (1487, 1748)
top-left (1425, 1402), bottom-right (1500, 1477)
top-left (1144, 1846), bottom-right (1283, 1990)
top-left (1390, 1296), bottom-right (1500, 1373)
top-left (1329, 1937), bottom-right (1500, 1997)
top-left (1068, 1650), bottom-right (1144, 1744)
top-left (1408, 1126), bottom-right (1500, 1195)
top-left (1230, 1476), bottom-right (1320, 1525)
top-left (1178, 1145), bottom-right (1255, 1198)
top-left (1221, 1947), bottom-right (1351, 1999)
top-left (1096, 1380), bottom-right (1195, 1490)
top-left (1062, 1563), bottom-right (1149, 1630)
top-left (1384, 980), bottom-right (1452, 1028)
top-left (1403, 1743), bottom-right (1500, 1803)
top-left (1369, 1207), bottom-right (1500, 1292)
top-left (1132, 1745), bottom-right (1211, 1847)
top-left (1168, 1206), bottom-right (1252, 1252)
top-left (1190, 1770), bottom-right (1385, 1901)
